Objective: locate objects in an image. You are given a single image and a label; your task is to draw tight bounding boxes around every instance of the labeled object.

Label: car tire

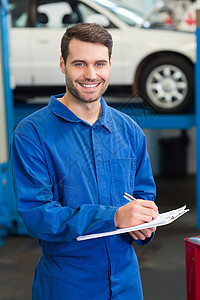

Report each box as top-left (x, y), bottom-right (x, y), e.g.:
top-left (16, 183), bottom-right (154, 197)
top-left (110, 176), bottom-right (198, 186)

top-left (137, 55), bottom-right (194, 114)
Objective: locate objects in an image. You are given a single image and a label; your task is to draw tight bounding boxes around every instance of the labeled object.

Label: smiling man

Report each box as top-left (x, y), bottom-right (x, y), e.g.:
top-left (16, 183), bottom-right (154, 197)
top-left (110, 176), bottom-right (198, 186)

top-left (11, 23), bottom-right (157, 300)
top-left (61, 39), bottom-right (110, 104)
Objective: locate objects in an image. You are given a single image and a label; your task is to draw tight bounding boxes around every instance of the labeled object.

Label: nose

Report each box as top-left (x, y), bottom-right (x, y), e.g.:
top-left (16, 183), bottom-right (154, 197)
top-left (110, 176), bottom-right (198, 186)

top-left (84, 65), bottom-right (96, 81)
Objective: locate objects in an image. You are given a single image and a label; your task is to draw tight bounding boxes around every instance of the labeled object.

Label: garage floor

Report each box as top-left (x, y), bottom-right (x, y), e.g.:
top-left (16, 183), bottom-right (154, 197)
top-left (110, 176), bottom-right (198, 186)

top-left (0, 176), bottom-right (199, 300)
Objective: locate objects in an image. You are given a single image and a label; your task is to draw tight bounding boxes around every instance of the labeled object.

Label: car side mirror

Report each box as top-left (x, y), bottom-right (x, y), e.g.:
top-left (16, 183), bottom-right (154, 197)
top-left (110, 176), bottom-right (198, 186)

top-left (86, 14), bottom-right (110, 27)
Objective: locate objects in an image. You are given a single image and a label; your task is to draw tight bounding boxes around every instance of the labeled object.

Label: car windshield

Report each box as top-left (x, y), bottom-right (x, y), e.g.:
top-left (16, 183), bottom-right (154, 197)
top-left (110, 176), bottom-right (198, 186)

top-left (93, 0), bottom-right (147, 26)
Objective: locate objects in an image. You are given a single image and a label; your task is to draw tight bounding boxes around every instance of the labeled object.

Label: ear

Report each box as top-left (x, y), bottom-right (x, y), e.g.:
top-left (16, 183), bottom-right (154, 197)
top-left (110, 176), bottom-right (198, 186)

top-left (109, 56), bottom-right (112, 68)
top-left (60, 55), bottom-right (66, 74)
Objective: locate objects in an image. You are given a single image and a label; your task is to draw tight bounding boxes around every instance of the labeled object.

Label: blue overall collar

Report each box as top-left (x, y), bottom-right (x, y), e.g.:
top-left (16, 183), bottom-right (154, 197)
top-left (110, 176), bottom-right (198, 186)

top-left (48, 94), bottom-right (112, 132)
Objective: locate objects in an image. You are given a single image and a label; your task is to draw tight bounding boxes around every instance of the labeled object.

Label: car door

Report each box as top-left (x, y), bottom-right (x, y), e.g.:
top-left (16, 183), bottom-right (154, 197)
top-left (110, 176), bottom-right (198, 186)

top-left (29, 0), bottom-right (124, 88)
top-left (29, 1), bottom-right (75, 87)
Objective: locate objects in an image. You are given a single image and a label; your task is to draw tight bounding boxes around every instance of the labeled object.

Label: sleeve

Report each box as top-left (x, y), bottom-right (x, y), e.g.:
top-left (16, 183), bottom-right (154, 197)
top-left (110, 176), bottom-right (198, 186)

top-left (132, 128), bottom-right (157, 246)
top-left (11, 132), bottom-right (118, 242)
top-left (133, 130), bottom-right (156, 202)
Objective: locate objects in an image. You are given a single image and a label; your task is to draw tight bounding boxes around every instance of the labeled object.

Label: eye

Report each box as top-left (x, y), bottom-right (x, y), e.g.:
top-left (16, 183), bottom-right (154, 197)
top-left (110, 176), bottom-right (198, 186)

top-left (75, 62), bottom-right (84, 67)
top-left (96, 62), bottom-right (106, 67)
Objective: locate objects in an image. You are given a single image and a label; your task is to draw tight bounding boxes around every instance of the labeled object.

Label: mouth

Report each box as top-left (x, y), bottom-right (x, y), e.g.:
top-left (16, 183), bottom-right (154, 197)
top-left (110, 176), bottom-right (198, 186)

top-left (79, 82), bottom-right (101, 88)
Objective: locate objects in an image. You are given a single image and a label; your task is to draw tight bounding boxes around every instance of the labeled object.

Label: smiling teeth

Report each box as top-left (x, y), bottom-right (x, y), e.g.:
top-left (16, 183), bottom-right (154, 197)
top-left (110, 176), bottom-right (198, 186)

top-left (81, 83), bottom-right (99, 88)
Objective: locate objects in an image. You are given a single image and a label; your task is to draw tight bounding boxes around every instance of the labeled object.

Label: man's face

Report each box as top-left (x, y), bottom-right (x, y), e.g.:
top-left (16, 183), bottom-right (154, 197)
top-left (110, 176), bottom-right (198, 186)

top-left (60, 38), bottom-right (112, 104)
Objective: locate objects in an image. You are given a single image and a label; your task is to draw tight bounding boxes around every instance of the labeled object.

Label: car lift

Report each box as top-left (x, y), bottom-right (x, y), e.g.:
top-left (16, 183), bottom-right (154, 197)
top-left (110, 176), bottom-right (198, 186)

top-left (196, 3), bottom-right (200, 229)
top-left (0, 0), bottom-right (200, 247)
top-left (0, 0), bottom-right (26, 245)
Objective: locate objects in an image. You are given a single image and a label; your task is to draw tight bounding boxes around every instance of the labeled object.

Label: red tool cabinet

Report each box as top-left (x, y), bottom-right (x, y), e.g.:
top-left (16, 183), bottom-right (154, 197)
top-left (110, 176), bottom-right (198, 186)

top-left (185, 236), bottom-right (200, 300)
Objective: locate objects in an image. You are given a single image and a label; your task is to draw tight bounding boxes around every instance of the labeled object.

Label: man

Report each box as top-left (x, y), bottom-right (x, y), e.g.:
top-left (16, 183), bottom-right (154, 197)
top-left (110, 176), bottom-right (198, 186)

top-left (11, 23), bottom-right (158, 300)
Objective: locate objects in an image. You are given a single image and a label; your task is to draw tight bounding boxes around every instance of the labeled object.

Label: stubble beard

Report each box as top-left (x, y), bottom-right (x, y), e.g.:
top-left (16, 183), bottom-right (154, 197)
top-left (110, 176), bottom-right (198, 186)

top-left (65, 76), bottom-right (108, 104)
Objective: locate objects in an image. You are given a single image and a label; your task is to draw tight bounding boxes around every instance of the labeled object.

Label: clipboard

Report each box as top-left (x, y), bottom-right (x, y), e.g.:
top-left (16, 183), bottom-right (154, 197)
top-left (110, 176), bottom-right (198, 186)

top-left (77, 205), bottom-right (189, 241)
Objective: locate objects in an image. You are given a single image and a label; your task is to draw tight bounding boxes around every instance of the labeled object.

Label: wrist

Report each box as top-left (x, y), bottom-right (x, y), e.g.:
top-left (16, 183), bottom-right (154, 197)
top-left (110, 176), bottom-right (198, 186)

top-left (114, 208), bottom-right (120, 228)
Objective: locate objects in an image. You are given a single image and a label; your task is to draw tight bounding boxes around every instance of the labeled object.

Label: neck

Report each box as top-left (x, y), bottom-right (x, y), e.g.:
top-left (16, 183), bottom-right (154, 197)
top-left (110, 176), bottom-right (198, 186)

top-left (59, 93), bottom-right (102, 125)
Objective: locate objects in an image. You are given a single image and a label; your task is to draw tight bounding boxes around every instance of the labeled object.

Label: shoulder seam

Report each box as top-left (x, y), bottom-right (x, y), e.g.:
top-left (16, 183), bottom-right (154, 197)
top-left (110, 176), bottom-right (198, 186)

top-left (14, 132), bottom-right (43, 152)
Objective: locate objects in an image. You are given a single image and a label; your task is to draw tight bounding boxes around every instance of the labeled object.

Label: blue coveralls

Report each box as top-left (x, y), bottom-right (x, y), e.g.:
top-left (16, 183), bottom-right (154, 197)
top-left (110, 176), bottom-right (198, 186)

top-left (11, 95), bottom-right (156, 300)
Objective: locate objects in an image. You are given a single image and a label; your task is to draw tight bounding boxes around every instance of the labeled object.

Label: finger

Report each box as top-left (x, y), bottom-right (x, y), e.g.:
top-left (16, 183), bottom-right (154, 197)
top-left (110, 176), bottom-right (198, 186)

top-left (130, 200), bottom-right (158, 219)
top-left (129, 231), bottom-right (146, 240)
top-left (134, 209), bottom-right (157, 223)
top-left (129, 227), bottom-right (156, 240)
top-left (149, 227), bottom-right (156, 232)
top-left (143, 208), bottom-right (158, 220)
top-left (136, 200), bottom-right (158, 213)
top-left (141, 206), bottom-right (158, 221)
top-left (129, 231), bottom-right (140, 240)
top-left (139, 227), bottom-right (157, 238)
top-left (139, 213), bottom-right (154, 223)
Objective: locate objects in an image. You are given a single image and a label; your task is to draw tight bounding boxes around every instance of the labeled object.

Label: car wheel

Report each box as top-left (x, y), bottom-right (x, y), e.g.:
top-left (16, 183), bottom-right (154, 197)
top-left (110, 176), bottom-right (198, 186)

top-left (137, 55), bottom-right (194, 114)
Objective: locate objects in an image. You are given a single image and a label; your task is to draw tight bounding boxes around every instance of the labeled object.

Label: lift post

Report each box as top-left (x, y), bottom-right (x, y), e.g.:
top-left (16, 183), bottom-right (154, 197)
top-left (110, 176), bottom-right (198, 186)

top-left (196, 5), bottom-right (200, 228)
top-left (0, 0), bottom-right (26, 245)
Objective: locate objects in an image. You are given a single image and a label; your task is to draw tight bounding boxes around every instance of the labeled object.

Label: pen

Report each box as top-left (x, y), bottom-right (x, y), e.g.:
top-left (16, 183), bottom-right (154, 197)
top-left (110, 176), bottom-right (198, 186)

top-left (123, 192), bottom-right (136, 202)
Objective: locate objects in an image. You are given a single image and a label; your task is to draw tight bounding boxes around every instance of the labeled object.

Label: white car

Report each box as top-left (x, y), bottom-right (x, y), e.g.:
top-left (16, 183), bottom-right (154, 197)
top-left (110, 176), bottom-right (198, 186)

top-left (9, 0), bottom-right (196, 113)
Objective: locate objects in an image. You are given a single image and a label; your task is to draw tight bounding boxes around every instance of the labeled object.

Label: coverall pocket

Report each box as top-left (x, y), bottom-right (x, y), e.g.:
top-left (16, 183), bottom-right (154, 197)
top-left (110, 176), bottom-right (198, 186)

top-left (109, 158), bottom-right (136, 204)
top-left (64, 186), bottom-right (77, 205)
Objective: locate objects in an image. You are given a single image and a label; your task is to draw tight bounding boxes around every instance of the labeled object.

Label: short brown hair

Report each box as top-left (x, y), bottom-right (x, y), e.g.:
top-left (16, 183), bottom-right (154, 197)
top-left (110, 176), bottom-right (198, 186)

top-left (61, 23), bottom-right (113, 64)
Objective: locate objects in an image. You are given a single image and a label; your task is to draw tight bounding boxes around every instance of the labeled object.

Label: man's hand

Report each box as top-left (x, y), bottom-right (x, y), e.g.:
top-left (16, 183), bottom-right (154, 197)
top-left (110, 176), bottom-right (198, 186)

top-left (129, 227), bottom-right (156, 240)
top-left (114, 199), bottom-right (158, 230)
